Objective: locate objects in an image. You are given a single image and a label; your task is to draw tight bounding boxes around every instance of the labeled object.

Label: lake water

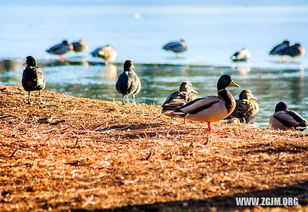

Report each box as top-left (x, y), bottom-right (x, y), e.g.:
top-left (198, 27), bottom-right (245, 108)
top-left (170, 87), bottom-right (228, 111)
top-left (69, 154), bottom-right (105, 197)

top-left (0, 0), bottom-right (307, 128)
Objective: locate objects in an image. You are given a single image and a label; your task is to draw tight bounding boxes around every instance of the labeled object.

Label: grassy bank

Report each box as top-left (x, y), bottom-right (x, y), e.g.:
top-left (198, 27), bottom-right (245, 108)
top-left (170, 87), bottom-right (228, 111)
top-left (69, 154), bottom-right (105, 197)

top-left (0, 85), bottom-right (307, 211)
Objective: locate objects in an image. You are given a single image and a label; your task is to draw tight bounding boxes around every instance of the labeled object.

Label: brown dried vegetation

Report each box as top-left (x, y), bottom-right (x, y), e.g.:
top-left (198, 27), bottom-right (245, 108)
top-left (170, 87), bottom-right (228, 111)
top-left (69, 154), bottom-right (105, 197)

top-left (0, 85), bottom-right (307, 211)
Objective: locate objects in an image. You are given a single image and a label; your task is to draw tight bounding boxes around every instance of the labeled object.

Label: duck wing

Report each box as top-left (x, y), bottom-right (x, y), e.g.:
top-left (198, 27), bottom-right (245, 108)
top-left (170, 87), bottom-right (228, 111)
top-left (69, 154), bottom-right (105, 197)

top-left (22, 66), bottom-right (45, 90)
top-left (116, 71), bottom-right (141, 95)
top-left (46, 43), bottom-right (69, 54)
top-left (226, 99), bottom-right (247, 119)
top-left (163, 42), bottom-right (186, 52)
top-left (175, 96), bottom-right (221, 115)
top-left (116, 72), bottom-right (129, 94)
top-left (162, 91), bottom-right (187, 111)
top-left (273, 111), bottom-right (301, 127)
top-left (91, 47), bottom-right (103, 57)
top-left (287, 110), bottom-right (307, 128)
top-left (127, 71), bottom-right (141, 95)
top-left (280, 46), bottom-right (296, 57)
top-left (269, 43), bottom-right (289, 55)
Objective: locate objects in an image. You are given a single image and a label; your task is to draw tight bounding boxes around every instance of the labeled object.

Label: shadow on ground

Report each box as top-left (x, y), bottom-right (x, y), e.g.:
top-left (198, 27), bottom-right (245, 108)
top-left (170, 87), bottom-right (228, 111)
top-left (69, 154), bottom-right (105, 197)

top-left (72, 181), bottom-right (307, 211)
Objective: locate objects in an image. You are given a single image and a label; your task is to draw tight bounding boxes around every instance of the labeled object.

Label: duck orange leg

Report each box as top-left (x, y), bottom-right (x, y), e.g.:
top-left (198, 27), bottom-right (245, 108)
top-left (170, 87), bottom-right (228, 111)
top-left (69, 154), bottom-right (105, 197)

top-left (207, 122), bottom-right (211, 131)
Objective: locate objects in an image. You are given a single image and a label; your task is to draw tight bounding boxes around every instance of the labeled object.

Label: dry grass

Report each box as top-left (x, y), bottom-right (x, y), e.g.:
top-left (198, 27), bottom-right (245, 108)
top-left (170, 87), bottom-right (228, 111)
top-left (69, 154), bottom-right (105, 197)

top-left (0, 85), bottom-right (307, 211)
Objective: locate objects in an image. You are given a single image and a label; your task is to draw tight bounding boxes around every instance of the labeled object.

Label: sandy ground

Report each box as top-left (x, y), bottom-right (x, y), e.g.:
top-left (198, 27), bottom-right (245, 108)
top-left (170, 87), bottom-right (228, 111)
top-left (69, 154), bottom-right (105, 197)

top-left (0, 85), bottom-right (307, 211)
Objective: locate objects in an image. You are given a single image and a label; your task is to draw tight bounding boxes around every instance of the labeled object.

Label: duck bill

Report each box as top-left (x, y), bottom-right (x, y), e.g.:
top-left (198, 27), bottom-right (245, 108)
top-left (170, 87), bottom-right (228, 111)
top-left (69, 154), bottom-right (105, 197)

top-left (230, 81), bottom-right (240, 87)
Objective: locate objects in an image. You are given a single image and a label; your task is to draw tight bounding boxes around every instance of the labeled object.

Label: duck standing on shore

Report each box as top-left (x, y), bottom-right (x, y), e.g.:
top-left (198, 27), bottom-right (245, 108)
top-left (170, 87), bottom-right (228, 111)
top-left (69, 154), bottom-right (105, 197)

top-left (225, 89), bottom-right (259, 123)
top-left (72, 40), bottom-right (88, 53)
top-left (91, 45), bottom-right (117, 65)
top-left (269, 102), bottom-right (307, 131)
top-left (22, 56), bottom-right (46, 104)
top-left (162, 81), bottom-right (198, 122)
top-left (162, 39), bottom-right (188, 57)
top-left (171, 75), bottom-right (240, 131)
top-left (46, 40), bottom-right (74, 61)
top-left (116, 60), bottom-right (141, 104)
top-left (231, 48), bottom-right (251, 62)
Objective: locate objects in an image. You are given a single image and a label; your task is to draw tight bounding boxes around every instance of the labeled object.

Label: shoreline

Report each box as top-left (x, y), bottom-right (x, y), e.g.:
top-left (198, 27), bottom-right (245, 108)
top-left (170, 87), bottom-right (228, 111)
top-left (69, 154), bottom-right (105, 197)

top-left (0, 85), bottom-right (307, 211)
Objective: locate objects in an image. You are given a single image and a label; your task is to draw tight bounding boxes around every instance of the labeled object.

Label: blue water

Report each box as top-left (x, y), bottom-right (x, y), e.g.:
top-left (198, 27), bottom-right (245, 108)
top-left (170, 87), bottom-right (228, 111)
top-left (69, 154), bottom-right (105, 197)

top-left (0, 0), bottom-right (307, 128)
top-left (1, 0), bottom-right (308, 68)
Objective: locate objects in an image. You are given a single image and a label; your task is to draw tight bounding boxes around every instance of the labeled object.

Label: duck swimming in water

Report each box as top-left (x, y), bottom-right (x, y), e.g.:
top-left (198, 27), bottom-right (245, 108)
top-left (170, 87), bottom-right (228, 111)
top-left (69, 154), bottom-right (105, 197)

top-left (171, 75), bottom-right (240, 131)
top-left (269, 102), bottom-right (307, 131)
top-left (22, 56), bottom-right (46, 104)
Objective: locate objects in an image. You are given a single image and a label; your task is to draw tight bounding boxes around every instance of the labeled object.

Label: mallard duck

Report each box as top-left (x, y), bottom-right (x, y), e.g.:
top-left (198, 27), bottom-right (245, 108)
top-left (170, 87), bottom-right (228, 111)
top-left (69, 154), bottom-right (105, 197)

top-left (22, 56), bottom-right (46, 104)
top-left (225, 89), bottom-right (259, 123)
top-left (162, 81), bottom-right (198, 121)
top-left (231, 48), bottom-right (251, 62)
top-left (280, 43), bottom-right (305, 59)
top-left (171, 75), bottom-right (240, 131)
top-left (72, 40), bottom-right (88, 52)
top-left (269, 40), bottom-right (290, 56)
top-left (46, 40), bottom-right (73, 60)
top-left (162, 39), bottom-right (188, 56)
top-left (269, 102), bottom-right (307, 131)
top-left (116, 60), bottom-right (141, 104)
top-left (91, 45), bottom-right (117, 65)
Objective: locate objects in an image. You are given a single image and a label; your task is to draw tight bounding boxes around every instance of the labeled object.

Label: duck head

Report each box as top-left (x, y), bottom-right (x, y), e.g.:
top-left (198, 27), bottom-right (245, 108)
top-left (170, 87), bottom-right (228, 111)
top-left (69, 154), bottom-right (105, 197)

top-left (239, 89), bottom-right (257, 100)
top-left (25, 56), bottom-right (36, 67)
top-left (217, 75), bottom-right (240, 91)
top-left (179, 81), bottom-right (198, 94)
top-left (275, 102), bottom-right (288, 112)
top-left (283, 40), bottom-right (290, 45)
top-left (62, 40), bottom-right (74, 50)
top-left (124, 60), bottom-right (134, 71)
top-left (294, 43), bottom-right (302, 47)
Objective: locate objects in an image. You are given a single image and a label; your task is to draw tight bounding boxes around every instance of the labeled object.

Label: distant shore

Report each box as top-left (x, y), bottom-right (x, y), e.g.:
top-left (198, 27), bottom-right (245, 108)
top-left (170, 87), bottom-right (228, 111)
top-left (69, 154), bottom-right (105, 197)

top-left (0, 85), bottom-right (307, 211)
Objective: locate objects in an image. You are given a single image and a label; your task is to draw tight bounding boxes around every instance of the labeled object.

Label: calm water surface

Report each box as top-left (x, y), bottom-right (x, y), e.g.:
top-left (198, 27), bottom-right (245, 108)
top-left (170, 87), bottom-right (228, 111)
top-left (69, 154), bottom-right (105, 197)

top-left (1, 0), bottom-right (308, 67)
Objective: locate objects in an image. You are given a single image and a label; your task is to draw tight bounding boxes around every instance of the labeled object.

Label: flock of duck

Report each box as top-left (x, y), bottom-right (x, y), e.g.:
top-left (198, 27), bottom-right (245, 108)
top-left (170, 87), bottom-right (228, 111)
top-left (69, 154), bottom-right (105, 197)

top-left (21, 39), bottom-right (307, 132)
top-left (44, 39), bottom-right (305, 63)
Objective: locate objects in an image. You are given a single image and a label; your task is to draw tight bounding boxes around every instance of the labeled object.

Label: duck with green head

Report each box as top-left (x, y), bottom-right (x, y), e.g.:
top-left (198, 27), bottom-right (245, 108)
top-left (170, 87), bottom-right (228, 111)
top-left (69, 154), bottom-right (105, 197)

top-left (172, 75), bottom-right (240, 131)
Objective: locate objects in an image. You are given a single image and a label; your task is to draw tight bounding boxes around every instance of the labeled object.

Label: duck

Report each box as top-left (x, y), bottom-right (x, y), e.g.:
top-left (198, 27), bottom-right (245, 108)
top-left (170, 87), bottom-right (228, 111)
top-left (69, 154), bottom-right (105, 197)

top-left (46, 40), bottom-right (74, 60)
top-left (225, 89), bottom-right (259, 123)
top-left (162, 39), bottom-right (188, 57)
top-left (162, 81), bottom-right (198, 121)
top-left (269, 40), bottom-right (290, 56)
top-left (171, 75), bottom-right (240, 131)
top-left (231, 48), bottom-right (251, 62)
top-left (22, 56), bottom-right (46, 104)
top-left (91, 44), bottom-right (117, 65)
top-left (280, 43), bottom-right (305, 59)
top-left (116, 60), bottom-right (141, 104)
top-left (72, 40), bottom-right (88, 52)
top-left (269, 102), bottom-right (307, 131)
